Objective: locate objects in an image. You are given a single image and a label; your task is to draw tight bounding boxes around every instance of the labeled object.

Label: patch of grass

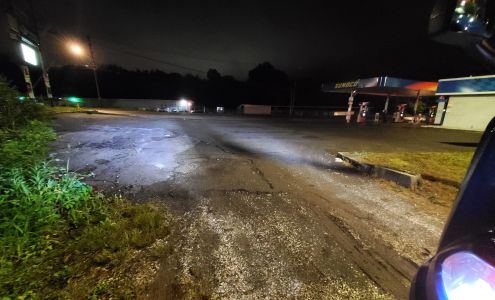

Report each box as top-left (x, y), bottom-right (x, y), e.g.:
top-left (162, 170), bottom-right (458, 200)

top-left (44, 105), bottom-right (97, 114)
top-left (89, 280), bottom-right (111, 299)
top-left (349, 151), bottom-right (475, 206)
top-left (0, 121), bottom-right (57, 170)
top-left (0, 167), bottom-right (172, 298)
top-left (0, 161), bottom-right (172, 299)
top-left (46, 199), bottom-right (172, 299)
top-left (0, 164), bottom-right (96, 258)
top-left (0, 163), bottom-right (99, 297)
top-left (351, 151), bottom-right (474, 184)
top-left (74, 198), bottom-right (171, 256)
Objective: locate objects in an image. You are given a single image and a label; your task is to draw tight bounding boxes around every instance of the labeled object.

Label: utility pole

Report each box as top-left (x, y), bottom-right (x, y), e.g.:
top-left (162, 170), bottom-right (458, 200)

top-left (289, 80), bottom-right (296, 116)
top-left (383, 95), bottom-right (390, 123)
top-left (28, 0), bottom-right (53, 100)
top-left (346, 91), bottom-right (356, 124)
top-left (86, 35), bottom-right (102, 106)
top-left (413, 90), bottom-right (421, 123)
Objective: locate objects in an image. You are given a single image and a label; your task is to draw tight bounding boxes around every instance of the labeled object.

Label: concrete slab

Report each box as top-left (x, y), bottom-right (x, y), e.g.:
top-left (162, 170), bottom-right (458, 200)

top-left (337, 152), bottom-right (422, 190)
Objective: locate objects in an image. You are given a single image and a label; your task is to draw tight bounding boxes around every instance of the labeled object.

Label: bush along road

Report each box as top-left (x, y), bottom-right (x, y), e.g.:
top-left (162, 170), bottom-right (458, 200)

top-left (0, 78), bottom-right (174, 299)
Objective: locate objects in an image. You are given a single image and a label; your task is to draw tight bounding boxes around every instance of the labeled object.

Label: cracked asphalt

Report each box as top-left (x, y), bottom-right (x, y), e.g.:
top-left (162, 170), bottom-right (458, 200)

top-left (51, 111), bottom-right (481, 299)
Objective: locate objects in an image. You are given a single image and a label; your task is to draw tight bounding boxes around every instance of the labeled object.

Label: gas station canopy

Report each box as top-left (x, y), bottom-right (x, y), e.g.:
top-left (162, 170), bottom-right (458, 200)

top-left (322, 77), bottom-right (438, 97)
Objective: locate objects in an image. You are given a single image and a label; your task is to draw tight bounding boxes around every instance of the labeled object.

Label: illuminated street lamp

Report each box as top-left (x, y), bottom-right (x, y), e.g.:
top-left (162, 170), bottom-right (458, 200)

top-left (179, 99), bottom-right (193, 112)
top-left (66, 36), bottom-right (102, 106)
top-left (67, 42), bottom-right (84, 57)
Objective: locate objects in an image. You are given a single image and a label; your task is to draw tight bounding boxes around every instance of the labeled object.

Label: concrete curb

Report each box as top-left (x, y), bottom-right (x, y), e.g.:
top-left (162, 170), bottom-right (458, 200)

top-left (337, 152), bottom-right (422, 190)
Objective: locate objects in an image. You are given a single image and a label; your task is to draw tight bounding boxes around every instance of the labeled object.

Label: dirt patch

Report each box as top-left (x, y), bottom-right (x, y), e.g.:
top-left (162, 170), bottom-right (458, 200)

top-left (374, 179), bottom-right (452, 219)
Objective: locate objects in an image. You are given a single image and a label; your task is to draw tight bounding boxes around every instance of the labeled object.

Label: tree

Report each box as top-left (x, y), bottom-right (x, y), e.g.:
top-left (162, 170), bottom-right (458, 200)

top-left (46, 62), bottom-right (290, 107)
top-left (247, 62), bottom-right (290, 105)
top-left (248, 62), bottom-right (289, 87)
top-left (207, 69), bottom-right (221, 81)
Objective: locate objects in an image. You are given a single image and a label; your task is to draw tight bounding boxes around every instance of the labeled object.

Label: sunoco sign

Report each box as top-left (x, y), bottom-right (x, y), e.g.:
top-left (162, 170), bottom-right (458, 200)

top-left (334, 80), bottom-right (359, 89)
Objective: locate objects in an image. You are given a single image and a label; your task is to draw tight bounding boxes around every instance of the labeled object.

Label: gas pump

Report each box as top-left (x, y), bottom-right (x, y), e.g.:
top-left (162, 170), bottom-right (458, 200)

top-left (394, 104), bottom-right (407, 122)
top-left (357, 102), bottom-right (369, 123)
top-left (428, 105), bottom-right (436, 124)
top-left (374, 112), bottom-right (380, 124)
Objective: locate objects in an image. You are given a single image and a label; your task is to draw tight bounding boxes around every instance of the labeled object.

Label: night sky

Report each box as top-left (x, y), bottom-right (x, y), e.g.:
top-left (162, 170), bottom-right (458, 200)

top-left (34, 0), bottom-right (486, 81)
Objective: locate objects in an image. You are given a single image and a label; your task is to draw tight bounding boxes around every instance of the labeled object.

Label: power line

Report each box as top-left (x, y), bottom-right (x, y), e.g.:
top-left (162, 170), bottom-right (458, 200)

top-left (96, 37), bottom-right (256, 66)
top-left (45, 30), bottom-right (206, 74)
top-left (101, 44), bottom-right (206, 74)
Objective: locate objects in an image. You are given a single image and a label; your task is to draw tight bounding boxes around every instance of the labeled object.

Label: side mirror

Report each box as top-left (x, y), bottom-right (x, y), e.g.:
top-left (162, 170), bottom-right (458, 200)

top-left (429, 0), bottom-right (495, 65)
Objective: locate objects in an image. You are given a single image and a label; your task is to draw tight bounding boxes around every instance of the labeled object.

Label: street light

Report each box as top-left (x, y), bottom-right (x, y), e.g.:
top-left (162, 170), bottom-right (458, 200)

top-left (66, 36), bottom-right (102, 106)
top-left (67, 42), bottom-right (84, 57)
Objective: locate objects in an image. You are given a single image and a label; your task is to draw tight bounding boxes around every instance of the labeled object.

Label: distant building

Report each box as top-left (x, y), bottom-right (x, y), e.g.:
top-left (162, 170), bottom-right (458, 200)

top-left (436, 75), bottom-right (495, 131)
top-left (237, 104), bottom-right (271, 115)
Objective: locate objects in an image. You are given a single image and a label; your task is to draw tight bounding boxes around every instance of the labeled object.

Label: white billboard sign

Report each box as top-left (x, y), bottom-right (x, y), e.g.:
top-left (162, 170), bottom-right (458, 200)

top-left (20, 43), bottom-right (38, 66)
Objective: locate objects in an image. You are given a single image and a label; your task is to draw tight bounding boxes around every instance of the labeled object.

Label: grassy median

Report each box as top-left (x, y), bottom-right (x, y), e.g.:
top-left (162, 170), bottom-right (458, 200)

top-left (351, 151), bottom-right (474, 185)
top-left (44, 105), bottom-right (88, 113)
top-left (348, 151), bottom-right (475, 206)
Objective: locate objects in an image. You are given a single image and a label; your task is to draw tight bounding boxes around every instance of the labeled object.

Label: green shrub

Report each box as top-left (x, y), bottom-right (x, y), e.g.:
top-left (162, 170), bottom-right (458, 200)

top-left (0, 166), bottom-right (171, 298)
top-left (0, 163), bottom-right (106, 297)
top-left (0, 121), bottom-right (56, 170)
top-left (0, 77), bottom-right (48, 130)
top-left (0, 163), bottom-right (98, 261)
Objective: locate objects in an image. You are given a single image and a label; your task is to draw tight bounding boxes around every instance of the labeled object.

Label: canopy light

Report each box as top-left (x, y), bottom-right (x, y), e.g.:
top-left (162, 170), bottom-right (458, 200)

top-left (440, 251), bottom-right (495, 300)
top-left (20, 43), bottom-right (38, 66)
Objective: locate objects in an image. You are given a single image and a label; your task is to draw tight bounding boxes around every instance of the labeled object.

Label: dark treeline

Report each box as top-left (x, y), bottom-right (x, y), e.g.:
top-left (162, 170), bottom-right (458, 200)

top-left (48, 62), bottom-right (297, 108)
top-left (1, 53), bottom-right (341, 108)
top-left (47, 65), bottom-right (438, 111)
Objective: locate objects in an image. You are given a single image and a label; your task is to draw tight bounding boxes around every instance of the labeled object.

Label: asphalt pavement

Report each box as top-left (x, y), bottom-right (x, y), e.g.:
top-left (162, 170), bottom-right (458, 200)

top-left (51, 112), bottom-right (482, 299)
